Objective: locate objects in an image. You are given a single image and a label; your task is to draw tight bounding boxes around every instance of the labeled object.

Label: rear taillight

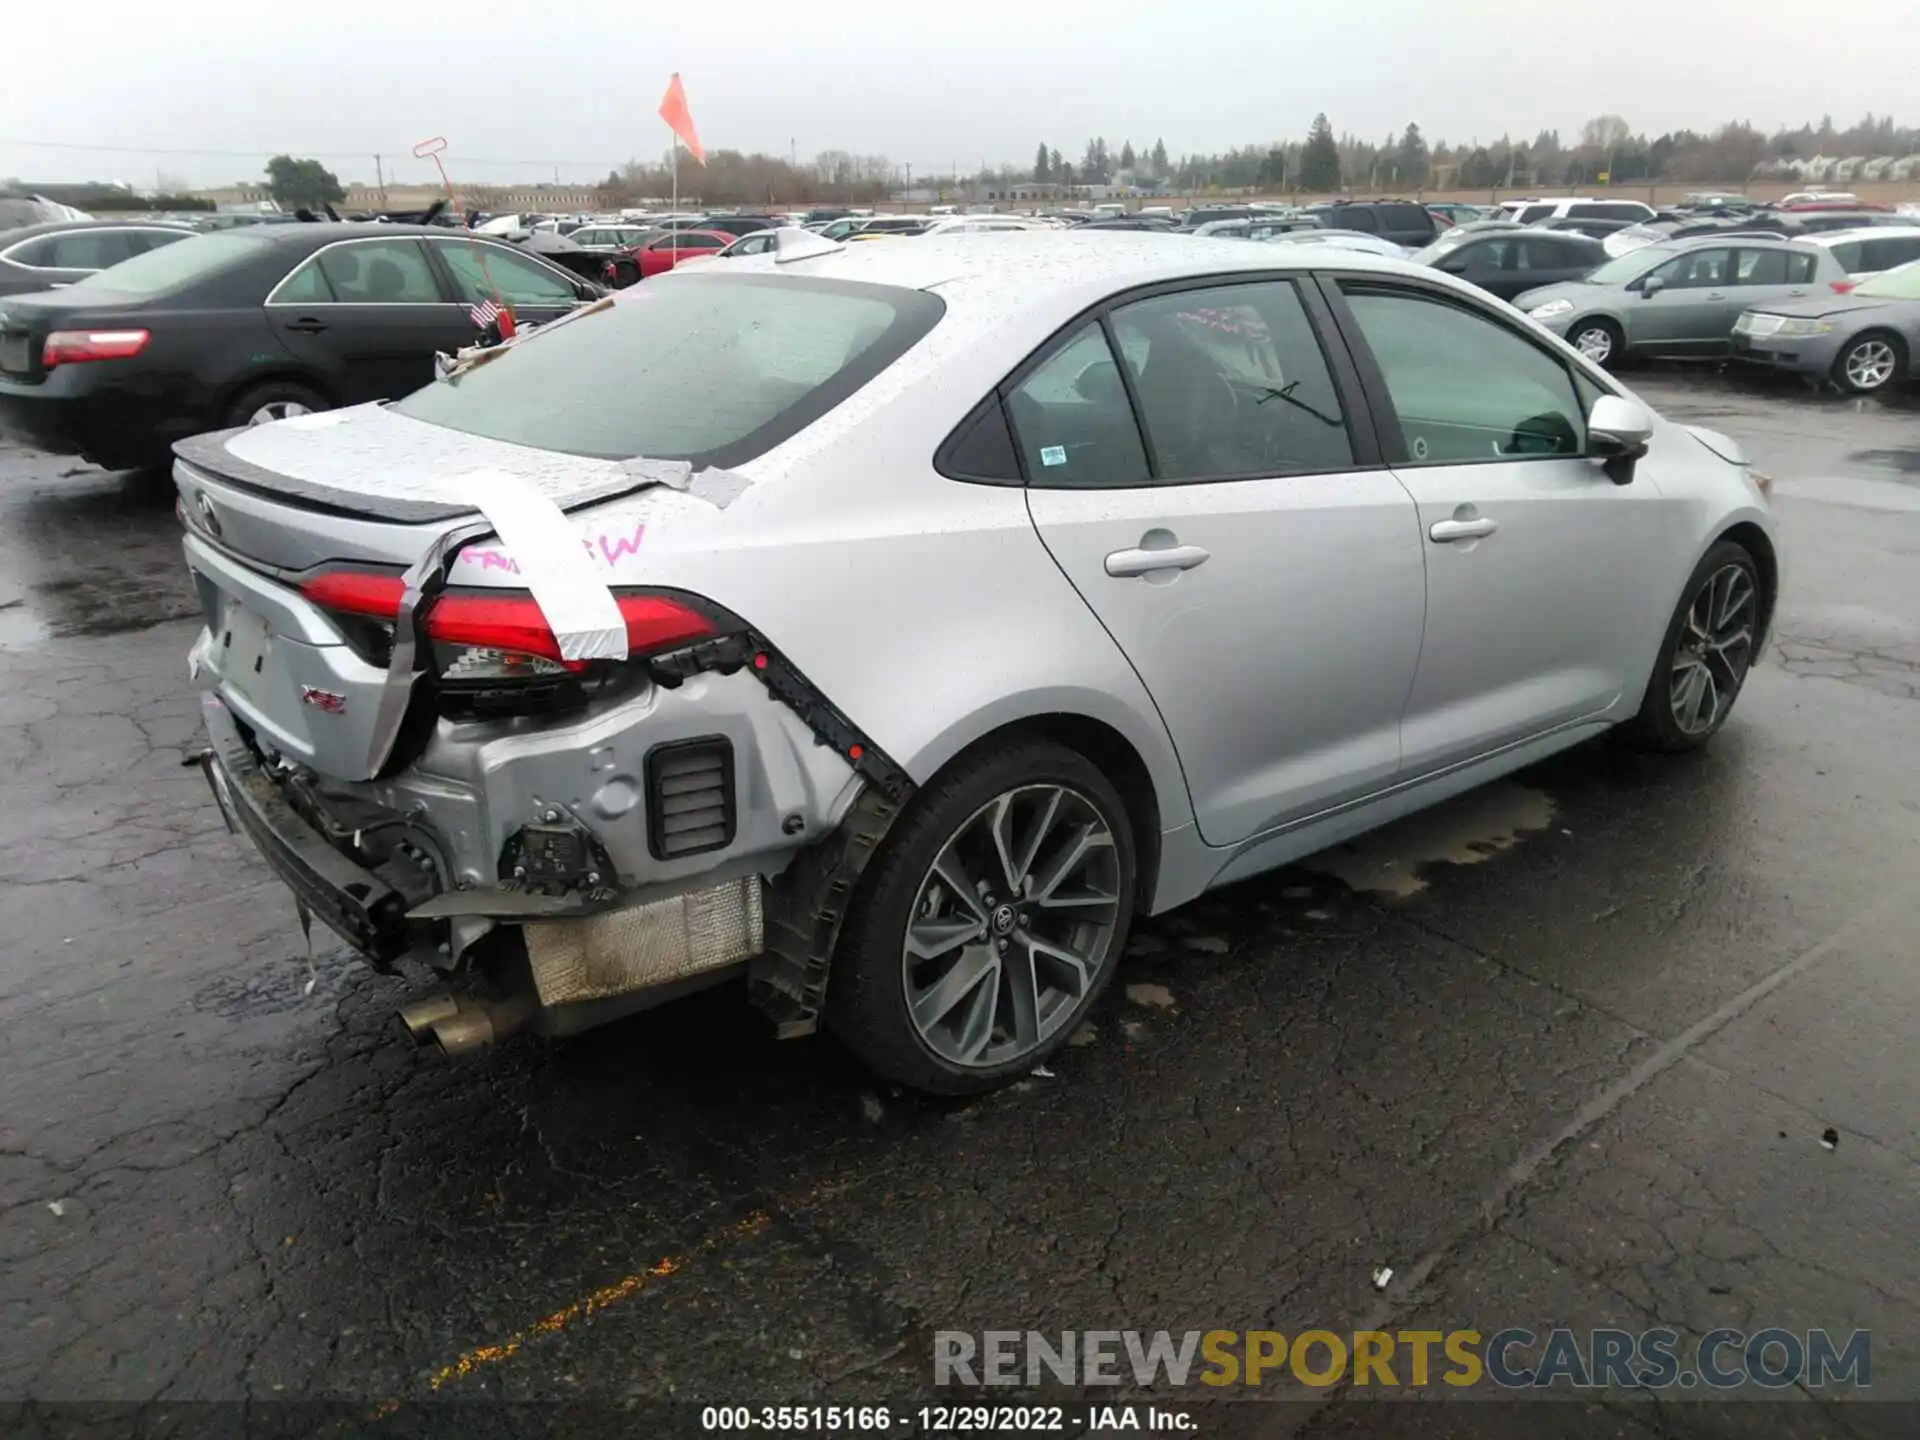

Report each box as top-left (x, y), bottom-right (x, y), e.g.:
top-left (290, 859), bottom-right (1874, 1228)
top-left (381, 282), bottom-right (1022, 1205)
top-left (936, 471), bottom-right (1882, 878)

top-left (42, 329), bottom-right (150, 367)
top-left (298, 571), bottom-right (720, 680)
top-left (1830, 280), bottom-right (1855, 293)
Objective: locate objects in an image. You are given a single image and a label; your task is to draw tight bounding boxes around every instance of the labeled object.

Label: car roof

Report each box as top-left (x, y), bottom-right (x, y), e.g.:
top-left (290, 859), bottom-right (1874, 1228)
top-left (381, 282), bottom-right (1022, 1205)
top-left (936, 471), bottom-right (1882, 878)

top-left (1660, 233), bottom-right (1815, 250)
top-left (0, 218), bottom-right (195, 242)
top-left (252, 221), bottom-right (456, 244)
top-left (1801, 225), bottom-right (1920, 245)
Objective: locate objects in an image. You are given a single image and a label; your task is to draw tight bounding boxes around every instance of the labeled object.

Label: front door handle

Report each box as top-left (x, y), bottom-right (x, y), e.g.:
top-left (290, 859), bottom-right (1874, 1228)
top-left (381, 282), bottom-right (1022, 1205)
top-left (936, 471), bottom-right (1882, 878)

top-left (1429, 517), bottom-right (1498, 543)
top-left (1704, 291), bottom-right (1726, 301)
top-left (284, 316), bottom-right (329, 334)
top-left (1105, 543), bottom-right (1211, 577)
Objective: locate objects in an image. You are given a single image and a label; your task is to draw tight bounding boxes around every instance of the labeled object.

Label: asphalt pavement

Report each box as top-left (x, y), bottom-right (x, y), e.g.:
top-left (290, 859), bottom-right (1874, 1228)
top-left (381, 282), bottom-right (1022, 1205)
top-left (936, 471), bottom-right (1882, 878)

top-left (0, 369), bottom-right (1915, 1438)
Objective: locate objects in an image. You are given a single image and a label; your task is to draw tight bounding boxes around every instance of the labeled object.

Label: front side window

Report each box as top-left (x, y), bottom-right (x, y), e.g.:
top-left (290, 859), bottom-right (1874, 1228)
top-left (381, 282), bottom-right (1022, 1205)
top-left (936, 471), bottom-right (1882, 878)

top-left (317, 240), bottom-right (441, 303)
top-left (1340, 285), bottom-right (1585, 465)
top-left (1648, 248), bottom-right (1731, 288)
top-left (394, 275), bottom-right (942, 467)
top-left (1827, 241), bottom-right (1865, 272)
top-left (1005, 323), bottom-right (1150, 488)
top-left (434, 241), bottom-right (576, 304)
top-left (1109, 282), bottom-right (1353, 480)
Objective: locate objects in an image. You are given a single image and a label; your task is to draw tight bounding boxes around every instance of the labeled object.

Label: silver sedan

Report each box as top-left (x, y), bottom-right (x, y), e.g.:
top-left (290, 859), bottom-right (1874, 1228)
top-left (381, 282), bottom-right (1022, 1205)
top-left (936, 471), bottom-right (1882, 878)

top-left (1733, 257), bottom-right (1920, 393)
top-left (1515, 236), bottom-right (1848, 367)
top-left (174, 234), bottom-right (1780, 1093)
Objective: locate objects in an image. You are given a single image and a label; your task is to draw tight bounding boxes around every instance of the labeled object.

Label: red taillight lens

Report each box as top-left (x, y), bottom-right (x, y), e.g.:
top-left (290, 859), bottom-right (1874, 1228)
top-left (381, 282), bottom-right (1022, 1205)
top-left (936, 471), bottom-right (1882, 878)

top-left (298, 572), bottom-right (719, 678)
top-left (1830, 280), bottom-right (1855, 293)
top-left (42, 328), bottom-right (151, 368)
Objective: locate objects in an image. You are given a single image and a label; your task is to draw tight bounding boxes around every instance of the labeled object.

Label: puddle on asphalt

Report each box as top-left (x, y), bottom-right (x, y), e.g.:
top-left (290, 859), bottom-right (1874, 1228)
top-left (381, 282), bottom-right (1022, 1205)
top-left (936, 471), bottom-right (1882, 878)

top-left (1845, 448), bottom-right (1920, 478)
top-left (1302, 781), bottom-right (1558, 897)
top-left (0, 600), bottom-right (50, 648)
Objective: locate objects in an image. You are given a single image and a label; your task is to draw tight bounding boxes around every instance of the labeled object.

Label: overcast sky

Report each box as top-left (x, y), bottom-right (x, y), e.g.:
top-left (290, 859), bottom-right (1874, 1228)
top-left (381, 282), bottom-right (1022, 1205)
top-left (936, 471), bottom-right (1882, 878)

top-left (5, 0), bottom-right (1916, 190)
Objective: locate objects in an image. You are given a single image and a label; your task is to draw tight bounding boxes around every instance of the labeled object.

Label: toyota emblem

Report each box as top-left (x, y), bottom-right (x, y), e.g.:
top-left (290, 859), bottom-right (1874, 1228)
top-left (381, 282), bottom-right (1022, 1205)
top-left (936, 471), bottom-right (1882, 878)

top-left (194, 491), bottom-right (222, 539)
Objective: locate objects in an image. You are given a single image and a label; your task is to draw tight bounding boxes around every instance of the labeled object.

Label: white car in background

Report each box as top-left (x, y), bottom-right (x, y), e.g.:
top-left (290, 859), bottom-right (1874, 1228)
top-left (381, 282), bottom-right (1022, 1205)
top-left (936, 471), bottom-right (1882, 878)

top-left (1800, 226), bottom-right (1920, 285)
top-left (921, 216), bottom-right (1048, 236)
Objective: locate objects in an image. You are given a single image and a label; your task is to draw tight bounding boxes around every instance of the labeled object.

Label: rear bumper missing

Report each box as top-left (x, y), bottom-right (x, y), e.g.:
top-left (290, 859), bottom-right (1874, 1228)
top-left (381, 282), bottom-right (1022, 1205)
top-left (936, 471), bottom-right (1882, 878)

top-left (198, 691), bottom-right (415, 961)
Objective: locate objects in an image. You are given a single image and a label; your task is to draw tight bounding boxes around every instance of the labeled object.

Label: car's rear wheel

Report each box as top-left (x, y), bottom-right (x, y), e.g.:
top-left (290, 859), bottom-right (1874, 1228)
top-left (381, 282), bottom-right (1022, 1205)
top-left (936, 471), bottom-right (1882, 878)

top-left (828, 738), bottom-right (1136, 1094)
top-left (222, 380), bottom-right (329, 429)
top-left (1569, 318), bottom-right (1623, 368)
top-left (1832, 331), bottom-right (1905, 395)
top-left (1621, 540), bottom-right (1762, 752)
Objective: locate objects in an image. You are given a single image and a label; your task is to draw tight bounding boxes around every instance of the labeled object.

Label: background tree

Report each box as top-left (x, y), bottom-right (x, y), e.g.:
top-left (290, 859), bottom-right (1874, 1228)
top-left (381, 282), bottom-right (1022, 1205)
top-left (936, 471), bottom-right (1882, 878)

top-left (264, 155), bottom-right (345, 210)
top-left (1300, 113), bottom-right (1341, 191)
top-left (1119, 140), bottom-right (1137, 174)
top-left (1034, 143), bottom-right (1050, 181)
top-left (1150, 138), bottom-right (1168, 178)
top-left (1397, 122), bottom-right (1430, 186)
top-left (1579, 114), bottom-right (1632, 153)
top-left (1048, 147), bottom-right (1064, 181)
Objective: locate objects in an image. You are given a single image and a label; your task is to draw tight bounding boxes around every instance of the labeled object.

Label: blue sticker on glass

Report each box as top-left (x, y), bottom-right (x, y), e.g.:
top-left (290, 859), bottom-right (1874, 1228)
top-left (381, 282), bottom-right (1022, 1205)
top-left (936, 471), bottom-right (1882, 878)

top-left (1040, 445), bottom-right (1067, 467)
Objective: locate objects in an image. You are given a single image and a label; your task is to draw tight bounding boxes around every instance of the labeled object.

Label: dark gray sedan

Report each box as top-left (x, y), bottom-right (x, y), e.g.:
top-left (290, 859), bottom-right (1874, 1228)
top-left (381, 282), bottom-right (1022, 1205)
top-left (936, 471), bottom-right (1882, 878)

top-left (0, 220), bottom-right (195, 298)
top-left (1410, 227), bottom-right (1607, 302)
top-left (1732, 258), bottom-right (1920, 394)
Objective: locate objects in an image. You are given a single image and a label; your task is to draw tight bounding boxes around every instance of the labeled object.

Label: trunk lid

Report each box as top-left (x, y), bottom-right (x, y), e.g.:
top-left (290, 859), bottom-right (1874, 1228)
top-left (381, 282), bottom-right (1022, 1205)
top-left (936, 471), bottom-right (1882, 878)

top-left (0, 290), bottom-right (147, 386)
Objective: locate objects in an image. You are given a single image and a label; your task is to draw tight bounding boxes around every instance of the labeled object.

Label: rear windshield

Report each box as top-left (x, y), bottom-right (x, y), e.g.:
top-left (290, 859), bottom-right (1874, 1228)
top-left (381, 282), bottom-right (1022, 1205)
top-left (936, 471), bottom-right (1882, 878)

top-left (72, 231), bottom-right (271, 295)
top-left (393, 273), bottom-right (944, 466)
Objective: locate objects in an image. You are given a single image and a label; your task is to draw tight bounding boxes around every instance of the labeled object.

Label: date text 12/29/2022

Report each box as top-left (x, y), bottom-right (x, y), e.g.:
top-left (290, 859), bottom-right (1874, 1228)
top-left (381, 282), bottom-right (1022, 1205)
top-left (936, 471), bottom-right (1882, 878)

top-left (700, 1405), bottom-right (1196, 1432)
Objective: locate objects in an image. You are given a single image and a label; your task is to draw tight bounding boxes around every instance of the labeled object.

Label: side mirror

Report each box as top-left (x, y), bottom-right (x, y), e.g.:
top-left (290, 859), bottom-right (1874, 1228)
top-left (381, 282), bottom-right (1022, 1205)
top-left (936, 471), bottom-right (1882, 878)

top-left (1639, 275), bottom-right (1666, 298)
top-left (1437, 257), bottom-right (1468, 274)
top-left (1587, 395), bottom-right (1653, 485)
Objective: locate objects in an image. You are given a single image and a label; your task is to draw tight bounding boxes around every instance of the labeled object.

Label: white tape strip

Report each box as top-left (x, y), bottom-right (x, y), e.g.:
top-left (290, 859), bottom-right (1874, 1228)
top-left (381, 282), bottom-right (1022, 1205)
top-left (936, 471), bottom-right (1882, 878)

top-left (442, 468), bottom-right (628, 661)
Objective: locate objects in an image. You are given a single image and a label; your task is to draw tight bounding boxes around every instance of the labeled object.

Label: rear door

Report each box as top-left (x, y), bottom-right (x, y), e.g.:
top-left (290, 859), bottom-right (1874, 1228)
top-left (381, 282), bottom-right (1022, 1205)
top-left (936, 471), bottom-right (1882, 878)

top-left (1019, 277), bottom-right (1426, 846)
top-left (265, 237), bottom-right (466, 404)
top-left (1517, 235), bottom-right (1603, 297)
top-left (1729, 247), bottom-right (1816, 334)
top-left (1326, 276), bottom-right (1671, 774)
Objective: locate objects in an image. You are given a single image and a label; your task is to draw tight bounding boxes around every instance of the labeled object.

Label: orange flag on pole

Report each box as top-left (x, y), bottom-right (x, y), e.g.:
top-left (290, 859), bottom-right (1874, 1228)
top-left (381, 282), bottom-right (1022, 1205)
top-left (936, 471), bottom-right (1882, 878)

top-left (658, 74), bottom-right (706, 165)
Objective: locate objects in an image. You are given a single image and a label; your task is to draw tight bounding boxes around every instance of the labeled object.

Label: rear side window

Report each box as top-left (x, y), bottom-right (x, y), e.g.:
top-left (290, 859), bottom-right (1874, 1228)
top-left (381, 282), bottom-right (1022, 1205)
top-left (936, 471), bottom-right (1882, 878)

top-left (1734, 249), bottom-right (1790, 284)
top-left (394, 274), bottom-right (943, 467)
top-left (40, 231), bottom-right (144, 269)
top-left (1339, 207), bottom-right (1380, 233)
top-left (1518, 205), bottom-right (1554, 224)
top-left (71, 231), bottom-right (270, 295)
top-left (1109, 282), bottom-right (1353, 480)
top-left (317, 240), bottom-right (440, 303)
top-left (1862, 237), bottom-right (1920, 272)
top-left (1829, 241), bottom-right (1865, 272)
top-left (1785, 251), bottom-right (1817, 283)
top-left (937, 397), bottom-right (1022, 483)
top-left (1005, 323), bottom-right (1150, 488)
top-left (274, 256), bottom-right (336, 303)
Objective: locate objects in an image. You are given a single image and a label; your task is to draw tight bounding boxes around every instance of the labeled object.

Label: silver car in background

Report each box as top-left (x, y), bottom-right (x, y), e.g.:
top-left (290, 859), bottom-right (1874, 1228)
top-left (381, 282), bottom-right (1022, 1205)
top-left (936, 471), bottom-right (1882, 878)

top-left (1733, 257), bottom-right (1920, 393)
top-left (1516, 236), bottom-right (1848, 367)
top-left (177, 233), bottom-right (1778, 1094)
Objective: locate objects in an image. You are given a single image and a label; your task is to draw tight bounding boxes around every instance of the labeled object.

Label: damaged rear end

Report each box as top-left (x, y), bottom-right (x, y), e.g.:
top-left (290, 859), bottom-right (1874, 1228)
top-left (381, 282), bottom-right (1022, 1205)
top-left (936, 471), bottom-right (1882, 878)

top-left (176, 272), bottom-right (941, 1053)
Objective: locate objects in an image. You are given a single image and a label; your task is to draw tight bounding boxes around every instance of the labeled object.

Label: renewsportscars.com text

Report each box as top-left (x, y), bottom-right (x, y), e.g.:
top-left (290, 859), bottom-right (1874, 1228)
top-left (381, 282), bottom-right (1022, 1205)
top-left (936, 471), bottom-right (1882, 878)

top-left (934, 1328), bottom-right (1871, 1390)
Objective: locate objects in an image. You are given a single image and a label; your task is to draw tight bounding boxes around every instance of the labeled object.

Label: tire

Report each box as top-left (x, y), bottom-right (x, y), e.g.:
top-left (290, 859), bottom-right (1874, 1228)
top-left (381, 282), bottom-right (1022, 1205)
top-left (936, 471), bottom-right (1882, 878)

top-left (221, 380), bottom-right (329, 430)
top-left (1831, 331), bottom-right (1905, 395)
top-left (827, 737), bottom-right (1137, 1095)
top-left (1568, 318), bottom-right (1623, 369)
top-left (1620, 540), bottom-right (1762, 753)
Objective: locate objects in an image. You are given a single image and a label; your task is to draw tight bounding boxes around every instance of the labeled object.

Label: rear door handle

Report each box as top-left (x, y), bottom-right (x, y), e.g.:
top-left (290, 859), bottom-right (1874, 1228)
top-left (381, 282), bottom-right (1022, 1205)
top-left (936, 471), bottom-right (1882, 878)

top-left (284, 317), bottom-right (329, 334)
top-left (1429, 517), bottom-right (1498, 543)
top-left (1105, 543), bottom-right (1211, 577)
top-left (1705, 291), bottom-right (1727, 300)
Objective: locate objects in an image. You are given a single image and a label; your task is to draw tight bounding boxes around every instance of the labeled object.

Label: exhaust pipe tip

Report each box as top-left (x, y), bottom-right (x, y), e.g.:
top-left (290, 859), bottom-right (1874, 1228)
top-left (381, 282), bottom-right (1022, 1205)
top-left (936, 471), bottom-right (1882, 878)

top-left (396, 994), bottom-right (462, 1044)
top-left (417, 994), bottom-right (539, 1059)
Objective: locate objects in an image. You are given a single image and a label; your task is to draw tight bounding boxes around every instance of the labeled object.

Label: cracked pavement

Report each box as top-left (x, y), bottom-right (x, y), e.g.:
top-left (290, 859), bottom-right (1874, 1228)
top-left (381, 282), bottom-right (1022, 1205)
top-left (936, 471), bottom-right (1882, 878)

top-left (0, 369), bottom-right (1914, 1436)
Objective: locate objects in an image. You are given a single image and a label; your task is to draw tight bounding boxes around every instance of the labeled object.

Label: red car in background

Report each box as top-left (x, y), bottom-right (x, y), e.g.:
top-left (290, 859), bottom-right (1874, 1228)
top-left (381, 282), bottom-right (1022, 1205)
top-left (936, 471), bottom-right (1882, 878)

top-left (636, 229), bottom-right (732, 278)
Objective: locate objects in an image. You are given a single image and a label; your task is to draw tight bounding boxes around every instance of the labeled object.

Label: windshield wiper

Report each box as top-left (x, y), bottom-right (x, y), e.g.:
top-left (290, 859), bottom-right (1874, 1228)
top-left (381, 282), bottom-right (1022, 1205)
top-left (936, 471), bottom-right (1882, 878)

top-left (1253, 379), bottom-right (1344, 428)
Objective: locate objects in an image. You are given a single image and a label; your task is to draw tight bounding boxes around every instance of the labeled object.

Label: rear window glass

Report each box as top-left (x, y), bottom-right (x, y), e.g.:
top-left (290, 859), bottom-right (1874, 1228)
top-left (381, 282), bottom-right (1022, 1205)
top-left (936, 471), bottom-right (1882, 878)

top-left (71, 232), bottom-right (270, 295)
top-left (393, 274), bottom-right (944, 467)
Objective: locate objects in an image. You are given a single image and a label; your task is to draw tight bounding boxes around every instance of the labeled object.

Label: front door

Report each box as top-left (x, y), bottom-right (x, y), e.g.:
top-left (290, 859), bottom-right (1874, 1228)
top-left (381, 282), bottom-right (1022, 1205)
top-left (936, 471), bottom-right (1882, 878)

top-left (1328, 277), bottom-right (1671, 776)
top-left (1628, 246), bottom-right (1736, 353)
top-left (1018, 278), bottom-right (1426, 847)
top-left (265, 237), bottom-right (468, 404)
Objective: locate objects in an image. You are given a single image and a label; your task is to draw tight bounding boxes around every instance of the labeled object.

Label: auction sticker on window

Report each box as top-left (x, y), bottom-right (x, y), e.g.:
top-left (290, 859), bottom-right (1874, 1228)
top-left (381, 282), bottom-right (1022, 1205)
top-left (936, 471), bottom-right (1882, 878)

top-left (1040, 445), bottom-right (1068, 467)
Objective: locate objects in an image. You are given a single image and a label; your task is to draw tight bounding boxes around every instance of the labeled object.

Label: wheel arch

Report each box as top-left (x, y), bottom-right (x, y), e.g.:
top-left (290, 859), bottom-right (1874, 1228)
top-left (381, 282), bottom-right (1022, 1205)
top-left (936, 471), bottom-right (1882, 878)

top-left (912, 710), bottom-right (1172, 914)
top-left (1716, 519), bottom-right (1779, 655)
top-left (212, 369), bottom-right (338, 426)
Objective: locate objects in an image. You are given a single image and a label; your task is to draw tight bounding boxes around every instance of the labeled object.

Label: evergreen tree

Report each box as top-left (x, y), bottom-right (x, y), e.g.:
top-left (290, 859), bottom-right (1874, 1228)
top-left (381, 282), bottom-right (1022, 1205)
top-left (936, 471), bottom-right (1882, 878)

top-left (1300, 114), bottom-right (1342, 191)
top-left (1034, 143), bottom-right (1050, 181)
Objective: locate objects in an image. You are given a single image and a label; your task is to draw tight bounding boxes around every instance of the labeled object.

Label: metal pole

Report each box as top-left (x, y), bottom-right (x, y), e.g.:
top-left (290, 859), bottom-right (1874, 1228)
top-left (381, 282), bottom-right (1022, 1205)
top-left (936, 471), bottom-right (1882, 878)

top-left (670, 138), bottom-right (679, 262)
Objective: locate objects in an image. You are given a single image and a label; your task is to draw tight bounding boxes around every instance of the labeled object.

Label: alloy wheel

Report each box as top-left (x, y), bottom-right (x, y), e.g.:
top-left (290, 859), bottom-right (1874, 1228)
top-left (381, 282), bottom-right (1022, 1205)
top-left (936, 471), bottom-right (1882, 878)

top-left (1843, 340), bottom-right (1896, 392)
top-left (1573, 326), bottom-right (1614, 364)
top-left (901, 784), bottom-right (1122, 1069)
top-left (248, 401), bottom-right (312, 425)
top-left (1669, 563), bottom-right (1756, 737)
